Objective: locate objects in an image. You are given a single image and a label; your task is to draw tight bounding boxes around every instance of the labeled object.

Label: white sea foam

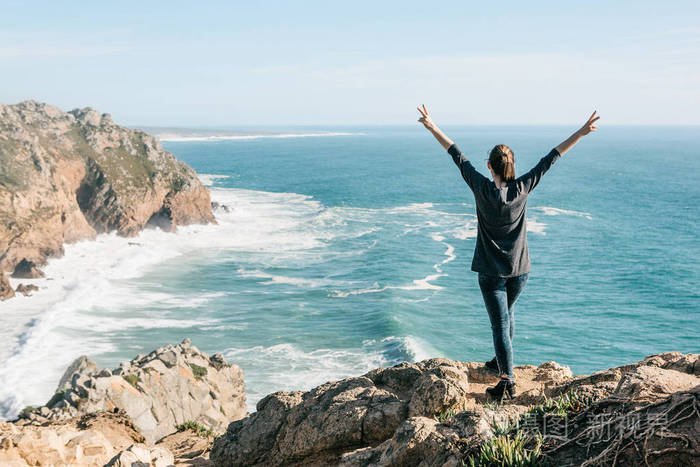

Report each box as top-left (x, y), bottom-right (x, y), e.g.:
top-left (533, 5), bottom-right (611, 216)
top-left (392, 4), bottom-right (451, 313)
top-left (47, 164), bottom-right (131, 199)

top-left (236, 268), bottom-right (353, 288)
top-left (330, 226), bottom-right (458, 298)
top-left (0, 183), bottom-right (474, 418)
top-left (0, 186), bottom-right (343, 418)
top-left (530, 206), bottom-right (593, 220)
top-left (225, 335), bottom-right (439, 412)
top-left (198, 174), bottom-right (231, 186)
top-left (527, 218), bottom-right (548, 235)
top-left (450, 224), bottom-right (478, 240)
top-left (158, 132), bottom-right (363, 142)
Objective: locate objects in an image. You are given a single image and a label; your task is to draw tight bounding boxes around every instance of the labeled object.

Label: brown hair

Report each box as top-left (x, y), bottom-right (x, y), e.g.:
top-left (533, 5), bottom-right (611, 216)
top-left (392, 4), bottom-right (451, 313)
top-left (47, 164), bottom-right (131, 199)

top-left (488, 144), bottom-right (515, 182)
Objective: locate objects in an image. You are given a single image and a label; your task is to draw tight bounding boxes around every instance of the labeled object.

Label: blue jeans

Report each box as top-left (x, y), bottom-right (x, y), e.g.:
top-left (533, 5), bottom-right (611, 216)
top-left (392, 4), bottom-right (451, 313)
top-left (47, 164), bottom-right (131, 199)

top-left (478, 272), bottom-right (529, 381)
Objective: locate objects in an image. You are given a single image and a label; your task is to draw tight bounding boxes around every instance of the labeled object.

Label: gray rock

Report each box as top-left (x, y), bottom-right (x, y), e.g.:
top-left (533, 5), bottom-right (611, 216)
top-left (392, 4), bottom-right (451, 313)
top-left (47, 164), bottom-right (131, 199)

top-left (15, 283), bottom-right (39, 296)
top-left (105, 443), bottom-right (174, 467)
top-left (211, 358), bottom-right (470, 466)
top-left (29, 338), bottom-right (246, 444)
top-left (57, 356), bottom-right (99, 392)
top-left (158, 350), bottom-right (178, 368)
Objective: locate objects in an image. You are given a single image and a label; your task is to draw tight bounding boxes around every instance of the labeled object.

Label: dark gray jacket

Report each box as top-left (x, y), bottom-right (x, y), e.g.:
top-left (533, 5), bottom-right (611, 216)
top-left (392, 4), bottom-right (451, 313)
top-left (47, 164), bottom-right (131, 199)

top-left (447, 143), bottom-right (561, 277)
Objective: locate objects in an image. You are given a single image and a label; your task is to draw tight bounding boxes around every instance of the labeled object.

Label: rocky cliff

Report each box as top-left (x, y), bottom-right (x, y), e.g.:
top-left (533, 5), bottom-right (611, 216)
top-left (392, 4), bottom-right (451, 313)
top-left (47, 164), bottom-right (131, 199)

top-left (211, 352), bottom-right (700, 467)
top-left (0, 101), bottom-right (215, 297)
top-left (16, 339), bottom-right (246, 445)
top-left (1, 347), bottom-right (697, 466)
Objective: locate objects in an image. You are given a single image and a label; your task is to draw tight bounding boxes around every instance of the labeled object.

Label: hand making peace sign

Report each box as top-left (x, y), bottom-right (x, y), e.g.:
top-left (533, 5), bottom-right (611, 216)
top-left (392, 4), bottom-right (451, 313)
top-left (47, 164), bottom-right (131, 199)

top-left (578, 111), bottom-right (600, 136)
top-left (417, 105), bottom-right (435, 130)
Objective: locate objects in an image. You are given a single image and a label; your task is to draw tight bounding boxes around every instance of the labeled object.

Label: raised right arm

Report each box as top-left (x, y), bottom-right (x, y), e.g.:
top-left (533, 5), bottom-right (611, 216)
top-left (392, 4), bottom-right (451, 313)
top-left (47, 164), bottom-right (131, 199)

top-left (555, 111), bottom-right (600, 156)
top-left (518, 111), bottom-right (600, 193)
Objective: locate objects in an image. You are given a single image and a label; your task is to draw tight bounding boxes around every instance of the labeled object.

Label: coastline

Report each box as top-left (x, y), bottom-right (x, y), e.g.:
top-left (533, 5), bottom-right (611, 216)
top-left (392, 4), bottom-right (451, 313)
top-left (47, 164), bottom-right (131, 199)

top-left (2, 341), bottom-right (697, 466)
top-left (3, 173), bottom-right (698, 421)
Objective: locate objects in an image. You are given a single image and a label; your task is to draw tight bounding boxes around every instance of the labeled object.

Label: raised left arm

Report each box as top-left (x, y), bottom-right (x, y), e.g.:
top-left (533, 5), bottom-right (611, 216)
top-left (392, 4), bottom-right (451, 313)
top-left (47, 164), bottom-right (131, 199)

top-left (418, 105), bottom-right (487, 192)
top-left (417, 105), bottom-right (453, 150)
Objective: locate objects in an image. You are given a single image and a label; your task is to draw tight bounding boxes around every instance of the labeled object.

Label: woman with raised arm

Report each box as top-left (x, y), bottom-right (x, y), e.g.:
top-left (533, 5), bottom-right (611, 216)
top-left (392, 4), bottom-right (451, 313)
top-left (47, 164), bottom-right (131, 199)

top-left (417, 105), bottom-right (599, 400)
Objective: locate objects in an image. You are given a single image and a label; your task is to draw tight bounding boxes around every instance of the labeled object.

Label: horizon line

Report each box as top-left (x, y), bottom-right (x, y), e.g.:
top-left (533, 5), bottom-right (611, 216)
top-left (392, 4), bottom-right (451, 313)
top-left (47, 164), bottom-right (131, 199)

top-left (133, 122), bottom-right (700, 129)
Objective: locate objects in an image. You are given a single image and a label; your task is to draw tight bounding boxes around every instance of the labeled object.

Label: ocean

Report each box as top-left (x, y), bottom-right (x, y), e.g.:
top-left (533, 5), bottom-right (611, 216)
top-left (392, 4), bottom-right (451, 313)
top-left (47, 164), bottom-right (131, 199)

top-left (1, 125), bottom-right (698, 419)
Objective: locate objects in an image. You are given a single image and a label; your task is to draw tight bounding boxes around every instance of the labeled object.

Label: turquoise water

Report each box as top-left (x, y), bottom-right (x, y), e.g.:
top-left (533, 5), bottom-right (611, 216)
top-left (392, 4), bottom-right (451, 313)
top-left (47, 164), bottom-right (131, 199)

top-left (1, 125), bottom-right (698, 416)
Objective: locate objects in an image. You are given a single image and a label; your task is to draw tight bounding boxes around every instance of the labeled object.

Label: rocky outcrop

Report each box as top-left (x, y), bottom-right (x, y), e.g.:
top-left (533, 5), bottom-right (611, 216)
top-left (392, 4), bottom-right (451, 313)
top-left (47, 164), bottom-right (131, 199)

top-left (19, 339), bottom-right (246, 444)
top-left (552, 350), bottom-right (700, 404)
top-left (0, 410), bottom-right (145, 467)
top-left (2, 343), bottom-right (697, 466)
top-left (212, 352), bottom-right (700, 467)
top-left (0, 274), bottom-right (14, 300)
top-left (14, 283), bottom-right (39, 296)
top-left (0, 101), bottom-right (215, 281)
top-left (210, 358), bottom-right (471, 466)
top-left (105, 443), bottom-right (174, 467)
top-left (0, 409), bottom-right (214, 467)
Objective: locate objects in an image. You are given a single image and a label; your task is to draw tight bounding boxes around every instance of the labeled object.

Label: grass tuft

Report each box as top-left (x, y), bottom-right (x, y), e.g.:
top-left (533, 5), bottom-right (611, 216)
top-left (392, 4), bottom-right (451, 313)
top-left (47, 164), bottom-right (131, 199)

top-left (434, 409), bottom-right (458, 423)
top-left (176, 420), bottom-right (213, 437)
top-left (528, 390), bottom-right (590, 417)
top-left (467, 431), bottom-right (547, 467)
top-left (123, 373), bottom-right (141, 388)
top-left (464, 390), bottom-right (592, 466)
top-left (189, 363), bottom-right (207, 380)
top-left (483, 401), bottom-right (502, 411)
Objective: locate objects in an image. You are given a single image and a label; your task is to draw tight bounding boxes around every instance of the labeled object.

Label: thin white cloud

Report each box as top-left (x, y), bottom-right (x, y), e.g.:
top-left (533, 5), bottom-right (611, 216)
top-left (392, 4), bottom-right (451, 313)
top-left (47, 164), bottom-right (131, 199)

top-left (249, 65), bottom-right (300, 74)
top-left (0, 44), bottom-right (127, 60)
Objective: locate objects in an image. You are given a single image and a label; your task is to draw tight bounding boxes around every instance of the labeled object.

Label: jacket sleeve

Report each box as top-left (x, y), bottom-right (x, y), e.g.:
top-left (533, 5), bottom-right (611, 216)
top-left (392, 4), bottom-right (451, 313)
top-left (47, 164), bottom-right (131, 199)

top-left (447, 143), bottom-right (488, 193)
top-left (515, 148), bottom-right (562, 194)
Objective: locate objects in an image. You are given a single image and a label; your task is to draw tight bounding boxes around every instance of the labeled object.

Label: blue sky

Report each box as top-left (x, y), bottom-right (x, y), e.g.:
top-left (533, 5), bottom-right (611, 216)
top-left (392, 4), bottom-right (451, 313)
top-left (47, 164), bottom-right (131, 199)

top-left (1, 1), bottom-right (698, 126)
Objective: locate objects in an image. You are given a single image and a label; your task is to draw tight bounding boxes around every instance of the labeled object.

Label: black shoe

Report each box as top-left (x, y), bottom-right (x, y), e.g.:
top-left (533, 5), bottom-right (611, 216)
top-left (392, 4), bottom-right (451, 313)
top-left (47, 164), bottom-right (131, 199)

top-left (484, 356), bottom-right (499, 374)
top-left (486, 379), bottom-right (516, 401)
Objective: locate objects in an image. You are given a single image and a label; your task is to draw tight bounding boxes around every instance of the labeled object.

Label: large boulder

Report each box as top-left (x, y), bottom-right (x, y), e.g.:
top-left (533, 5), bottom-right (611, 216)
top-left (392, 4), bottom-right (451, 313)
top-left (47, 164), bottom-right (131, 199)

top-left (56, 355), bottom-right (99, 392)
top-left (211, 358), bottom-right (471, 466)
top-left (21, 339), bottom-right (247, 444)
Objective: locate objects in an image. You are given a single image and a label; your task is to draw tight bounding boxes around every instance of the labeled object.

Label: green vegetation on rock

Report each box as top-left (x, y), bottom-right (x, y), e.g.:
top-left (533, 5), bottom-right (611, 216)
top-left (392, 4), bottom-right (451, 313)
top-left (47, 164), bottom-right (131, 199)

top-left (189, 363), bottom-right (207, 380)
top-left (466, 390), bottom-right (593, 467)
top-left (176, 420), bottom-right (213, 437)
top-left (434, 409), bottom-right (458, 424)
top-left (123, 373), bottom-right (141, 388)
top-left (467, 431), bottom-right (546, 467)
